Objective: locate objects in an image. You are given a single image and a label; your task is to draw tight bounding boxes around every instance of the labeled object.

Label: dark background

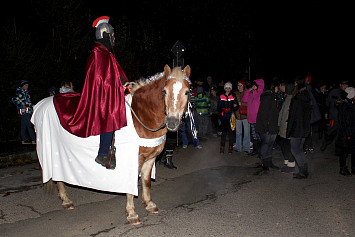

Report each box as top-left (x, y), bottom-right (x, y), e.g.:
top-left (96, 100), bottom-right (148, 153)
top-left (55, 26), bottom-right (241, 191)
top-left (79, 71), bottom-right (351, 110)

top-left (0, 0), bottom-right (341, 141)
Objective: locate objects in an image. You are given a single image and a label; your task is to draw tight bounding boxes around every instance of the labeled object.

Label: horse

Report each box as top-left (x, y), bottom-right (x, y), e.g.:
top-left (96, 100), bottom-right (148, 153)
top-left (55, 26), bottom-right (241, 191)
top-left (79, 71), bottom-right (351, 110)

top-left (31, 65), bottom-right (191, 225)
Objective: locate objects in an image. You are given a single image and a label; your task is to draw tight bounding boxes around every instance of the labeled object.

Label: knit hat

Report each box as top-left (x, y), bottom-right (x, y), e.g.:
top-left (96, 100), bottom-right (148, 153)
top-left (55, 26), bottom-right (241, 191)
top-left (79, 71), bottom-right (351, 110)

top-left (224, 82), bottom-right (232, 90)
top-left (20, 80), bottom-right (29, 87)
top-left (345, 87), bottom-right (355, 99)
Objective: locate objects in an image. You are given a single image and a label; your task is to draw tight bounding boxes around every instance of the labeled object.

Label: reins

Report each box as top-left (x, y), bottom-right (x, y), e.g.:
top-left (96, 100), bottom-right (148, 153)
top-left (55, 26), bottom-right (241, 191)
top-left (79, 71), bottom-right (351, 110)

top-left (125, 99), bottom-right (167, 132)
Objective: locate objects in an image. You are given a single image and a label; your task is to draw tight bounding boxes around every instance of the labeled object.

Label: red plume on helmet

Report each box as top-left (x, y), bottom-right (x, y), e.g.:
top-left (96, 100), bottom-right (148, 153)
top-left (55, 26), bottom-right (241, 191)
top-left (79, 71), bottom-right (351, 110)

top-left (92, 16), bottom-right (110, 28)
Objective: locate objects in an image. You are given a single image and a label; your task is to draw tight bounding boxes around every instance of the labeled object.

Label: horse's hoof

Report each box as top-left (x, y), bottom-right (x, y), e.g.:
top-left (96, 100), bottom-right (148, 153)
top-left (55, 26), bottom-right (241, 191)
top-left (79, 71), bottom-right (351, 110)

top-left (62, 203), bottom-right (74, 210)
top-left (127, 215), bottom-right (141, 225)
top-left (146, 206), bottom-right (159, 214)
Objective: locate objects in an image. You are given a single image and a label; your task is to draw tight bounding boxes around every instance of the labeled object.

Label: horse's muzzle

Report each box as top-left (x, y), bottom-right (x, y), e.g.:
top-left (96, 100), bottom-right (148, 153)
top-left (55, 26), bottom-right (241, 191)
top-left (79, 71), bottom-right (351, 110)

top-left (166, 116), bottom-right (181, 132)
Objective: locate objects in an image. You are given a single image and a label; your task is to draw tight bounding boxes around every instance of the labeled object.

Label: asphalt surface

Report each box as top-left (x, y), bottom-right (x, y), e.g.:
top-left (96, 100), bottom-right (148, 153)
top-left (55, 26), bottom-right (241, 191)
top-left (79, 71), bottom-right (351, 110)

top-left (0, 135), bottom-right (354, 236)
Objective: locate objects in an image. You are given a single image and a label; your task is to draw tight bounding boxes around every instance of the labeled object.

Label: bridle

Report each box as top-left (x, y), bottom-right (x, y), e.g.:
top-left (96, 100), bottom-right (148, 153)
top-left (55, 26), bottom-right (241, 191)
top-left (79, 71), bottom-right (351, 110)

top-left (125, 72), bottom-right (190, 132)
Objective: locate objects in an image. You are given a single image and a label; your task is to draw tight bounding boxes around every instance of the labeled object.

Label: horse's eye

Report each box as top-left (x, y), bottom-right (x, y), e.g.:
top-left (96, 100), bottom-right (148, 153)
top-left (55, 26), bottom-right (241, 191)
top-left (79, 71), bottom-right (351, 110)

top-left (184, 90), bottom-right (189, 95)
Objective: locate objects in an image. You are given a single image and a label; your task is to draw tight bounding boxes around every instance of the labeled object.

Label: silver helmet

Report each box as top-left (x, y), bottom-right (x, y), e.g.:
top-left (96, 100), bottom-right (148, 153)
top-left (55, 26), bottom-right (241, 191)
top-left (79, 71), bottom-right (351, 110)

top-left (92, 16), bottom-right (115, 47)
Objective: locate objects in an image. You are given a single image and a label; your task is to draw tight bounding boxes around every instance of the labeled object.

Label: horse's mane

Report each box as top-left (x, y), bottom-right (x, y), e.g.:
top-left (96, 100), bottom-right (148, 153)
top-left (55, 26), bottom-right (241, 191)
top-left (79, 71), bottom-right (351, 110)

top-left (131, 67), bottom-right (185, 94)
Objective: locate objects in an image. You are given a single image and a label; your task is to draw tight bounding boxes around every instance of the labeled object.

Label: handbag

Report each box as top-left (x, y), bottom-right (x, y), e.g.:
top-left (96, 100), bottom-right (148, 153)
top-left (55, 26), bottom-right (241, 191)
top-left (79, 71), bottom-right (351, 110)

top-left (105, 132), bottom-right (116, 169)
top-left (239, 105), bottom-right (247, 116)
top-left (230, 113), bottom-right (236, 131)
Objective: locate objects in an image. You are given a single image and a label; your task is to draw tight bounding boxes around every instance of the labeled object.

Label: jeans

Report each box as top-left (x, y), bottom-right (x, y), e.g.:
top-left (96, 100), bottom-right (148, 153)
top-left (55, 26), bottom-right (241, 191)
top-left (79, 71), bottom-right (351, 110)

top-left (235, 119), bottom-right (250, 152)
top-left (259, 133), bottom-right (277, 159)
top-left (181, 117), bottom-right (200, 147)
top-left (279, 137), bottom-right (295, 163)
top-left (98, 131), bottom-right (114, 156)
top-left (290, 137), bottom-right (307, 168)
top-left (21, 113), bottom-right (36, 141)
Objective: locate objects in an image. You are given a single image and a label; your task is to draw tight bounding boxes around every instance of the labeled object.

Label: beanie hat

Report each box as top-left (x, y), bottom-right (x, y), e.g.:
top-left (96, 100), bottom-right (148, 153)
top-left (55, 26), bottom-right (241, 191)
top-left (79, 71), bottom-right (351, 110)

top-left (224, 82), bottom-right (232, 90)
top-left (20, 80), bottom-right (29, 87)
top-left (345, 87), bottom-right (355, 99)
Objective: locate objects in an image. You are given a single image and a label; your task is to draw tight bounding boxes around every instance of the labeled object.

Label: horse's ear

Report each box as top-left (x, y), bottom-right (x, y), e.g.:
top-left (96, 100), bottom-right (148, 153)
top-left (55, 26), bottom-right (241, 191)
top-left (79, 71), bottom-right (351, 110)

top-left (164, 64), bottom-right (172, 76)
top-left (183, 65), bottom-right (191, 78)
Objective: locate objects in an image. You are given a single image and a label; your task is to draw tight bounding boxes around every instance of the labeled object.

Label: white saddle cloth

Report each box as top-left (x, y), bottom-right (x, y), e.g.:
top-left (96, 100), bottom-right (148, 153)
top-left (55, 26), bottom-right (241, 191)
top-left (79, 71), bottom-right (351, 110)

top-left (31, 94), bottom-right (165, 196)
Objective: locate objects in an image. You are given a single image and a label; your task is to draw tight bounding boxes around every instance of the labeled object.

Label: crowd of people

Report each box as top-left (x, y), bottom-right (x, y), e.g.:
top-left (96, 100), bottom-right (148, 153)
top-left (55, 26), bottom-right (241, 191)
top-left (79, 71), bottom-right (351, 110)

top-left (173, 75), bottom-right (355, 179)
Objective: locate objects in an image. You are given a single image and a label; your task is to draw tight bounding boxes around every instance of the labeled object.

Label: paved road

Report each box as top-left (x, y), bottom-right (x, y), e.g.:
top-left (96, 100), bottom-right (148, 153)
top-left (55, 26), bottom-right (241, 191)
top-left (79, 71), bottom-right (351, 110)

top-left (0, 136), bottom-right (354, 236)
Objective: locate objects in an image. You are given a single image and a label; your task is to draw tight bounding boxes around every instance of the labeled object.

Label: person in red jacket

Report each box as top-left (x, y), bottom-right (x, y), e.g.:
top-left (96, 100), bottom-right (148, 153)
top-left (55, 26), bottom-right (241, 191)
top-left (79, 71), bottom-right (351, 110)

top-left (53, 16), bottom-right (128, 169)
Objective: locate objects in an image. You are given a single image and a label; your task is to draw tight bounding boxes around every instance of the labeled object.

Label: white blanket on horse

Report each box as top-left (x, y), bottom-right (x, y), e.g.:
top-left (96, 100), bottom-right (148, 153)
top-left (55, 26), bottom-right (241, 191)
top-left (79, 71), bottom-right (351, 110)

top-left (31, 94), bottom-right (163, 196)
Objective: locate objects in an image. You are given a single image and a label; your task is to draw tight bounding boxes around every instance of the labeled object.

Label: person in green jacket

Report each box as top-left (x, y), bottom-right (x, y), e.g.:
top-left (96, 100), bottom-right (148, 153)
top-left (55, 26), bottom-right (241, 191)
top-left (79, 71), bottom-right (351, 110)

top-left (195, 86), bottom-right (211, 137)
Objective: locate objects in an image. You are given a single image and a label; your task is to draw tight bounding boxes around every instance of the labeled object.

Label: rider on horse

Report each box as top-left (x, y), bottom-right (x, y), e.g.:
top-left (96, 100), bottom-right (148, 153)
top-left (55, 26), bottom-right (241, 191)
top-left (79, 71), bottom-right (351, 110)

top-left (53, 16), bottom-right (128, 169)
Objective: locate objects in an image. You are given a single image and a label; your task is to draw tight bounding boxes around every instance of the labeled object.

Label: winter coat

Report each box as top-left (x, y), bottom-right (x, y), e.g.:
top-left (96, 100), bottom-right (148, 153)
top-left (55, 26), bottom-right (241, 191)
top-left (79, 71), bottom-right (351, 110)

top-left (218, 92), bottom-right (239, 121)
top-left (286, 89), bottom-right (312, 138)
top-left (195, 92), bottom-right (210, 115)
top-left (256, 90), bottom-right (279, 135)
top-left (242, 79), bottom-right (265, 123)
top-left (335, 99), bottom-right (355, 155)
top-left (278, 95), bottom-right (293, 138)
top-left (12, 87), bottom-right (34, 115)
top-left (235, 90), bottom-right (247, 120)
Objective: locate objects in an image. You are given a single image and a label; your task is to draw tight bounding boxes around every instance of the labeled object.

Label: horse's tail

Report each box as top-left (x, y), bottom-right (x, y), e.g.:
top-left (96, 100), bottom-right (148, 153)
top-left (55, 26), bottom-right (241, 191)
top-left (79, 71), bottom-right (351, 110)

top-left (43, 179), bottom-right (55, 194)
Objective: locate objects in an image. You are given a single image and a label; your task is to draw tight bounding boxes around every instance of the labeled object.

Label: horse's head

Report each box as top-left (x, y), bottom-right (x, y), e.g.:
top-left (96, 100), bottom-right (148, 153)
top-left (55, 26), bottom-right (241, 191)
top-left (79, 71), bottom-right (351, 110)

top-left (163, 65), bottom-right (191, 132)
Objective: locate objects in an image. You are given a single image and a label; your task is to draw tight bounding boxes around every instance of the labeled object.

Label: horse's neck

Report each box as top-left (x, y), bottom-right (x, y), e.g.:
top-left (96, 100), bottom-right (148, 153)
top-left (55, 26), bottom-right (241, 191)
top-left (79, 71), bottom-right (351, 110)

top-left (131, 77), bottom-right (167, 138)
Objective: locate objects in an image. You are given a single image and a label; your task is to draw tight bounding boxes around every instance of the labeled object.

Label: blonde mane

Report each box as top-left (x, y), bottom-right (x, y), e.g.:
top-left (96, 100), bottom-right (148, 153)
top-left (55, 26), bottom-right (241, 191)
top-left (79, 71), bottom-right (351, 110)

top-left (131, 67), bottom-right (185, 94)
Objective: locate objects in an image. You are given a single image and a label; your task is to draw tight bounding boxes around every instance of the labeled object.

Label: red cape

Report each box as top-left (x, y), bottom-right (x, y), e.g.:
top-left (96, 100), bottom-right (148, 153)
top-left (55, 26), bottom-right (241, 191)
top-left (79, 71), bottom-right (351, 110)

top-left (53, 43), bottom-right (128, 138)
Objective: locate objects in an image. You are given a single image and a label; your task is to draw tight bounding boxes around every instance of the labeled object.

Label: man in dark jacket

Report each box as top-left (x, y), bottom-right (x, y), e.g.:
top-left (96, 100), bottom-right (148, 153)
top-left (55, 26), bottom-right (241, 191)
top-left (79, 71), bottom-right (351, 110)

top-left (335, 87), bottom-right (355, 176)
top-left (287, 79), bottom-right (312, 179)
top-left (256, 83), bottom-right (279, 170)
top-left (321, 80), bottom-right (349, 151)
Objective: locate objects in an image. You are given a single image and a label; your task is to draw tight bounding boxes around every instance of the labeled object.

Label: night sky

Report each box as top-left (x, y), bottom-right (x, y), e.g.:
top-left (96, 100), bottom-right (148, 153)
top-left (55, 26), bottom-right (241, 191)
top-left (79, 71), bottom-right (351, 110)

top-left (1, 0), bottom-right (338, 85)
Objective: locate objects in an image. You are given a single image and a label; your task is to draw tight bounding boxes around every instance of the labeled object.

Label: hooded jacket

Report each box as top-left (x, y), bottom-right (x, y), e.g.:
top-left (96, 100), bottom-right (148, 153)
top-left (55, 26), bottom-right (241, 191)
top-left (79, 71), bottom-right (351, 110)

top-left (242, 79), bottom-right (265, 123)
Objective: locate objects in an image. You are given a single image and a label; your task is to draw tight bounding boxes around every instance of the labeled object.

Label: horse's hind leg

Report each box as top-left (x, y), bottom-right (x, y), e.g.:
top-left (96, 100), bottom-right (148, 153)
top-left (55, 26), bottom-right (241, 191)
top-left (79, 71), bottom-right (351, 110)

top-left (126, 194), bottom-right (141, 225)
top-left (57, 181), bottom-right (74, 210)
top-left (141, 158), bottom-right (158, 214)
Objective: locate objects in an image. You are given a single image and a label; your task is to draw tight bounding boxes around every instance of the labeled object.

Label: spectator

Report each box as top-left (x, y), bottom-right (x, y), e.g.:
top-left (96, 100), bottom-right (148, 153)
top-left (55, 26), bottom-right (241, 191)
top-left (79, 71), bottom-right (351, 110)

top-left (59, 81), bottom-right (75, 93)
top-left (286, 79), bottom-right (312, 179)
top-left (234, 81), bottom-right (250, 153)
top-left (335, 87), bottom-right (355, 176)
top-left (12, 80), bottom-right (36, 144)
top-left (209, 86), bottom-right (219, 137)
top-left (195, 86), bottom-right (211, 137)
top-left (48, 86), bottom-right (57, 96)
top-left (256, 82), bottom-right (279, 170)
top-left (242, 79), bottom-right (265, 156)
top-left (278, 83), bottom-right (296, 173)
top-left (218, 82), bottom-right (239, 154)
top-left (304, 75), bottom-right (321, 152)
top-left (315, 84), bottom-right (328, 139)
top-left (206, 76), bottom-right (216, 96)
top-left (321, 80), bottom-right (349, 151)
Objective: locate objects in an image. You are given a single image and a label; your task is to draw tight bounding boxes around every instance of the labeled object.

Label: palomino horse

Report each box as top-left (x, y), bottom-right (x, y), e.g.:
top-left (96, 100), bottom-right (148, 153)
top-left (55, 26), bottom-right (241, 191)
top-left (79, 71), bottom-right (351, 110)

top-left (34, 65), bottom-right (190, 225)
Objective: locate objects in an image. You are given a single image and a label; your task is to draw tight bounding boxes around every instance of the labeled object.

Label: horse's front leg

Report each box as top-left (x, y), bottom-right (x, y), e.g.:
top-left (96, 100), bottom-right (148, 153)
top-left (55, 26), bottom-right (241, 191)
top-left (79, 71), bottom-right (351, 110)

top-left (57, 181), bottom-right (74, 210)
top-left (141, 157), bottom-right (159, 214)
top-left (126, 193), bottom-right (141, 225)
